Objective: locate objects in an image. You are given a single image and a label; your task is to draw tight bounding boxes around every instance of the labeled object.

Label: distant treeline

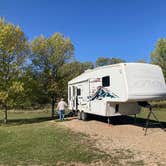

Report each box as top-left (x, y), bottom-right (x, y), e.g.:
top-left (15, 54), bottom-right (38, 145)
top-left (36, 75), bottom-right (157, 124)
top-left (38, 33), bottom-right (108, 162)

top-left (0, 18), bottom-right (166, 123)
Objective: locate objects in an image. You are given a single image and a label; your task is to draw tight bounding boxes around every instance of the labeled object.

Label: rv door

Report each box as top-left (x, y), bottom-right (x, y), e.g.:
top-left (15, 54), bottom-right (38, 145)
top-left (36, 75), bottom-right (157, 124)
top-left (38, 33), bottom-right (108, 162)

top-left (72, 86), bottom-right (78, 110)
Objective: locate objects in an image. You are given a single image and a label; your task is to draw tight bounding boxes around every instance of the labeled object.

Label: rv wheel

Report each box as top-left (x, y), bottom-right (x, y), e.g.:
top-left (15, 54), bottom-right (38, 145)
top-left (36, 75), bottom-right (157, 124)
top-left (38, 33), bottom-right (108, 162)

top-left (81, 111), bottom-right (88, 121)
top-left (77, 111), bottom-right (82, 120)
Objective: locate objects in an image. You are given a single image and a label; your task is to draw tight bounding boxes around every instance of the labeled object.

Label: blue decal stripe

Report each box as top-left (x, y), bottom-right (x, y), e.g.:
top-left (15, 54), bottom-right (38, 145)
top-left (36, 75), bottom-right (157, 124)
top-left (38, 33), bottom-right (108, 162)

top-left (89, 87), bottom-right (119, 101)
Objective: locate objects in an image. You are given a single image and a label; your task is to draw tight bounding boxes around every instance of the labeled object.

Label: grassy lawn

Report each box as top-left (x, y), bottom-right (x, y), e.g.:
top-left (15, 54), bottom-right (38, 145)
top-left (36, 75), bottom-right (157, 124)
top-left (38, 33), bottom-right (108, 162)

top-left (0, 110), bottom-right (52, 125)
top-left (0, 110), bottom-right (144, 166)
top-left (137, 108), bottom-right (166, 122)
top-left (0, 102), bottom-right (165, 165)
top-left (0, 111), bottom-right (107, 165)
top-left (137, 101), bottom-right (166, 122)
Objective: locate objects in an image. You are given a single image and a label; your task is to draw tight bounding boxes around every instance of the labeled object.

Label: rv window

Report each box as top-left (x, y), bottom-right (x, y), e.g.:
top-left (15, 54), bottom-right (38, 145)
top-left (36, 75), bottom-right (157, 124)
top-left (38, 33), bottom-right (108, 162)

top-left (77, 88), bottom-right (81, 96)
top-left (102, 76), bottom-right (110, 87)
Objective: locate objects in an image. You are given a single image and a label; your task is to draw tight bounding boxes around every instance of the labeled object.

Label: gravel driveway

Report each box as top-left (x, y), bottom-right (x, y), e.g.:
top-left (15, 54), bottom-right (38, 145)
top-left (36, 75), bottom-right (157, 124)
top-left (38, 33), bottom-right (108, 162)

top-left (59, 117), bottom-right (166, 165)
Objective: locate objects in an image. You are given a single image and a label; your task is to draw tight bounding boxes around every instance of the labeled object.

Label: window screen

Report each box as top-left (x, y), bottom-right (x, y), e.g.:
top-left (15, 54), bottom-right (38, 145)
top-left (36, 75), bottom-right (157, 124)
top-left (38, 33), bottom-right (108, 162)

top-left (102, 76), bottom-right (110, 87)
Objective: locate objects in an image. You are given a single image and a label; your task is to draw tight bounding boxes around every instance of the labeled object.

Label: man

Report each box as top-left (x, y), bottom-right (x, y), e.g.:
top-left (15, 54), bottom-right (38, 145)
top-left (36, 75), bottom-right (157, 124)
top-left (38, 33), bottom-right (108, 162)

top-left (57, 98), bottom-right (67, 120)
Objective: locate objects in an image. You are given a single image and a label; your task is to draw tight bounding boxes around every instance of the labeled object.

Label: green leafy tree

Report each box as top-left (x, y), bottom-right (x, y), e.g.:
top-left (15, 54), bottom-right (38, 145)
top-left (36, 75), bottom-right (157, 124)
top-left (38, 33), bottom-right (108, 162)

top-left (17, 66), bottom-right (49, 109)
top-left (0, 18), bottom-right (29, 123)
top-left (96, 57), bottom-right (125, 67)
top-left (31, 33), bottom-right (74, 118)
top-left (82, 61), bottom-right (94, 70)
top-left (96, 57), bottom-right (110, 67)
top-left (109, 57), bottom-right (125, 64)
top-left (151, 39), bottom-right (166, 80)
top-left (58, 61), bottom-right (85, 99)
top-left (58, 61), bottom-right (94, 100)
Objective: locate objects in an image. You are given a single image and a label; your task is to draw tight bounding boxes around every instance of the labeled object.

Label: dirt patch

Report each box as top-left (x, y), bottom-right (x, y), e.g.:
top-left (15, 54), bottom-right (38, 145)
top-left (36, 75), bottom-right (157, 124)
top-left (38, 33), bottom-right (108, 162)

top-left (56, 118), bottom-right (166, 165)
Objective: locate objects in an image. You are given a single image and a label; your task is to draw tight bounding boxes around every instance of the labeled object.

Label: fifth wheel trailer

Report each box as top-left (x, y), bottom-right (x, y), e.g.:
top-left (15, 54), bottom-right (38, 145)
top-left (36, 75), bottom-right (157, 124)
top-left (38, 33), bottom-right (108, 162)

top-left (68, 63), bottom-right (166, 120)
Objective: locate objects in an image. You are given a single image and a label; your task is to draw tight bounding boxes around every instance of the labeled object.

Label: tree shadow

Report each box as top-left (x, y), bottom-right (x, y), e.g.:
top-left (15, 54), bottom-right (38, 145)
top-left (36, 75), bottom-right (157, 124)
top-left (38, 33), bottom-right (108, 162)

top-left (89, 114), bottom-right (166, 129)
top-left (0, 112), bottom-right (76, 126)
top-left (55, 117), bottom-right (77, 122)
top-left (0, 116), bottom-right (56, 126)
top-left (0, 111), bottom-right (165, 129)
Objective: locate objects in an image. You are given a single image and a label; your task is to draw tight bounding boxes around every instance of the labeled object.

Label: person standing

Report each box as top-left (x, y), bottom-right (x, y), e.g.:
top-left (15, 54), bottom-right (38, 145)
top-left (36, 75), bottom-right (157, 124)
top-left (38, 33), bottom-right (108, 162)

top-left (57, 98), bottom-right (67, 120)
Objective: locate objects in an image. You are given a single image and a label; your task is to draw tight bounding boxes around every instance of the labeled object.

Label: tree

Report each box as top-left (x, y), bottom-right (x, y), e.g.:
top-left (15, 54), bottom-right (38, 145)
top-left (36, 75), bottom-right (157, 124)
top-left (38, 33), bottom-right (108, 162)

top-left (109, 57), bottom-right (125, 64)
top-left (57, 61), bottom-right (94, 100)
top-left (151, 39), bottom-right (166, 80)
top-left (58, 61), bottom-right (85, 99)
top-left (0, 18), bottom-right (29, 123)
top-left (96, 57), bottom-right (125, 67)
top-left (17, 65), bottom-right (49, 109)
top-left (82, 61), bottom-right (94, 70)
top-left (95, 57), bottom-right (110, 67)
top-left (31, 33), bottom-right (74, 118)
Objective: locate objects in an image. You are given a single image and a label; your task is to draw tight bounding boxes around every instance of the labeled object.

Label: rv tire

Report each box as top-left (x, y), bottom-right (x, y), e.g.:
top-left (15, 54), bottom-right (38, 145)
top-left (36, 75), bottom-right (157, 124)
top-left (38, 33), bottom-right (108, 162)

top-left (77, 111), bottom-right (82, 120)
top-left (81, 111), bottom-right (88, 121)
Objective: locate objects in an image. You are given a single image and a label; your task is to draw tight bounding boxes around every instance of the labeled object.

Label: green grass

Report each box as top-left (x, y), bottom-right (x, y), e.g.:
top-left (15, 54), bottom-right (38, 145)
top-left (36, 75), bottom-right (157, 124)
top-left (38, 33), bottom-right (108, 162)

top-left (0, 109), bottom-right (51, 119)
top-left (0, 110), bottom-right (145, 166)
top-left (0, 110), bottom-right (105, 165)
top-left (127, 160), bottom-right (144, 166)
top-left (137, 100), bottom-right (166, 122)
top-left (137, 107), bottom-right (166, 122)
top-left (127, 101), bottom-right (166, 123)
top-left (0, 102), bottom-right (165, 165)
top-left (0, 119), bottom-right (106, 165)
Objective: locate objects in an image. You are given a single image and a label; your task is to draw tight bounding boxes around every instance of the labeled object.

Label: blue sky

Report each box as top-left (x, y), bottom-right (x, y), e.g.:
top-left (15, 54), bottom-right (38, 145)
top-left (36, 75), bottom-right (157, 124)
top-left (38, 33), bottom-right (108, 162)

top-left (0, 0), bottom-right (166, 63)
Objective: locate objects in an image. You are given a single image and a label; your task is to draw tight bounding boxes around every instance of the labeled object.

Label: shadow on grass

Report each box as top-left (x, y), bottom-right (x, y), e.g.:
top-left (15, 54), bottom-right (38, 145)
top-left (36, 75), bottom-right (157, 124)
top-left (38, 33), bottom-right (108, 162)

top-left (55, 117), bottom-right (77, 122)
top-left (89, 114), bottom-right (166, 129)
top-left (0, 113), bottom-right (76, 126)
top-left (0, 111), bottom-right (165, 129)
top-left (0, 116), bottom-right (56, 126)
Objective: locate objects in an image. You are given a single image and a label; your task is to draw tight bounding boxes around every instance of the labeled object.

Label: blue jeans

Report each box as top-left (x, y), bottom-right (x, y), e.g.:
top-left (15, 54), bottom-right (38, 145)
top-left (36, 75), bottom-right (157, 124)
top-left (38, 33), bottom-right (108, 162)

top-left (58, 110), bottom-right (65, 120)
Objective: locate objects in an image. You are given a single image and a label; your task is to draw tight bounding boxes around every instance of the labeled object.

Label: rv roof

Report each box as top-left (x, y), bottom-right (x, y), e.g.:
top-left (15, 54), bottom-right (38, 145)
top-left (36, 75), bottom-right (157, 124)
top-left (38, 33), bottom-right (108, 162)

top-left (68, 63), bottom-right (159, 85)
top-left (84, 63), bottom-right (123, 73)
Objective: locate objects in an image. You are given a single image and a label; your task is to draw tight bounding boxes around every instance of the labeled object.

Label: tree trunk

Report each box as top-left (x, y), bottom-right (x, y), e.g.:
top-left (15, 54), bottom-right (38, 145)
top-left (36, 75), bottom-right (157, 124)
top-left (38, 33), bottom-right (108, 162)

top-left (4, 105), bottom-right (8, 124)
top-left (51, 97), bottom-right (55, 119)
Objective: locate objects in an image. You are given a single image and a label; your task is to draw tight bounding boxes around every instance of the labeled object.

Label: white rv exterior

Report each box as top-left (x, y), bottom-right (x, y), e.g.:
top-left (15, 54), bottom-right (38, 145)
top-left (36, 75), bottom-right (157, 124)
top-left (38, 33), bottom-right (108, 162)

top-left (68, 63), bottom-right (166, 119)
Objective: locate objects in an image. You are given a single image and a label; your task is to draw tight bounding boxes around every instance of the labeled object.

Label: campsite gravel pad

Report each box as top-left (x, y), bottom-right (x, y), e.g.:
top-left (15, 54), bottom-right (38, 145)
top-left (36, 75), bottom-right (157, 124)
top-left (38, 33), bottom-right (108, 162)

top-left (56, 118), bottom-right (166, 166)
